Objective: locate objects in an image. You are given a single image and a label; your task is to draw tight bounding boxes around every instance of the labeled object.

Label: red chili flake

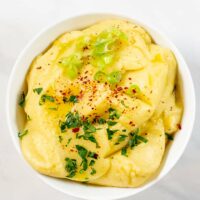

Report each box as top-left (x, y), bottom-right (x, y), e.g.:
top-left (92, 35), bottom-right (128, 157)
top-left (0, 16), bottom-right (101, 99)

top-left (83, 46), bottom-right (89, 51)
top-left (78, 91), bottom-right (84, 99)
top-left (177, 124), bottom-right (182, 130)
top-left (72, 127), bottom-right (80, 133)
top-left (132, 89), bottom-right (136, 93)
top-left (124, 87), bottom-right (128, 90)
top-left (128, 77), bottom-right (132, 80)
top-left (117, 87), bottom-right (123, 91)
top-left (94, 153), bottom-right (98, 159)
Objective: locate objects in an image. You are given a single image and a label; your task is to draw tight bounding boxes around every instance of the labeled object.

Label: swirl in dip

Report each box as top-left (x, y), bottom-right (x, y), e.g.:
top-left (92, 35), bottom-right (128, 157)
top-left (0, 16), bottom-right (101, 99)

top-left (18, 19), bottom-right (182, 187)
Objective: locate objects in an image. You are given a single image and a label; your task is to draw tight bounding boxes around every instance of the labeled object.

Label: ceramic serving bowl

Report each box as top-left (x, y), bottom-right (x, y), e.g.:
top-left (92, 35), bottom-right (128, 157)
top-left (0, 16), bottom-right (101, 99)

top-left (6, 13), bottom-right (195, 200)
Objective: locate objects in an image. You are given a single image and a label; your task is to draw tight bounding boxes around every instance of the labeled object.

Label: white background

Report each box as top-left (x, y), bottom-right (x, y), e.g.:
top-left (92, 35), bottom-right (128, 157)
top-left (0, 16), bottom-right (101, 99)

top-left (0, 0), bottom-right (200, 199)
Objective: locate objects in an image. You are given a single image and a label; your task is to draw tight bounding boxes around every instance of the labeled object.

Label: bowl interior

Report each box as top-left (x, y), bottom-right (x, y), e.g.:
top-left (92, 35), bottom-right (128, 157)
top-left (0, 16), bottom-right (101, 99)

top-left (7, 13), bottom-right (195, 200)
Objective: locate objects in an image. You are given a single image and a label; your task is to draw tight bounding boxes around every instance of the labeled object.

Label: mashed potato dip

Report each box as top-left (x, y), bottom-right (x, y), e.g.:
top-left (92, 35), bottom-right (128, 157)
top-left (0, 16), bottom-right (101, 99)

top-left (18, 20), bottom-right (182, 187)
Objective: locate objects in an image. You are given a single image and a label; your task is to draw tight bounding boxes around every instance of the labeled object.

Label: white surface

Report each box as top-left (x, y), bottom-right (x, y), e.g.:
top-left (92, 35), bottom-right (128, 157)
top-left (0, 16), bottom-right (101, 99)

top-left (0, 0), bottom-right (200, 199)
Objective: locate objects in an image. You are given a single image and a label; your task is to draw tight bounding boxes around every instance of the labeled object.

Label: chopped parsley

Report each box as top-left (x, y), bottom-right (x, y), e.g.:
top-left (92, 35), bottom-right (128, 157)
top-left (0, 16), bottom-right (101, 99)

top-left (88, 151), bottom-right (98, 159)
top-left (76, 145), bottom-right (88, 171)
top-left (18, 92), bottom-right (26, 107)
top-left (78, 134), bottom-right (99, 148)
top-left (33, 87), bottom-right (43, 95)
top-left (107, 128), bottom-right (118, 140)
top-left (98, 118), bottom-right (106, 124)
top-left (60, 112), bottom-right (99, 147)
top-left (121, 147), bottom-right (128, 157)
top-left (90, 168), bottom-right (96, 175)
top-left (165, 133), bottom-right (174, 141)
top-left (69, 95), bottom-right (78, 103)
top-left (89, 160), bottom-right (95, 166)
top-left (107, 121), bottom-right (117, 126)
top-left (58, 135), bottom-right (63, 143)
top-left (108, 108), bottom-right (120, 120)
top-left (83, 120), bottom-right (97, 134)
top-left (81, 120), bottom-right (99, 147)
top-left (65, 138), bottom-right (72, 147)
top-left (39, 94), bottom-right (55, 105)
top-left (120, 100), bottom-right (129, 108)
top-left (59, 112), bottom-right (82, 132)
top-left (76, 145), bottom-right (88, 158)
top-left (18, 129), bottom-right (28, 139)
top-left (115, 134), bottom-right (128, 145)
top-left (128, 129), bottom-right (148, 149)
top-left (65, 158), bottom-right (77, 178)
top-left (120, 129), bottom-right (148, 156)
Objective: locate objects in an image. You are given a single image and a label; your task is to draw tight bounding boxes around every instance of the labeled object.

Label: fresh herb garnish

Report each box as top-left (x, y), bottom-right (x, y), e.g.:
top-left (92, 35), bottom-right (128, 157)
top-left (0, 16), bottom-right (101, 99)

top-left (89, 160), bottom-right (95, 166)
top-left (107, 121), bottom-right (117, 126)
top-left (120, 100), bottom-right (129, 108)
top-left (128, 129), bottom-right (148, 149)
top-left (18, 129), bottom-right (28, 139)
top-left (65, 138), bottom-right (72, 147)
top-left (18, 92), bottom-right (26, 107)
top-left (59, 112), bottom-right (82, 132)
top-left (65, 158), bottom-right (77, 178)
top-left (33, 87), bottom-right (43, 95)
top-left (81, 120), bottom-right (99, 147)
top-left (58, 135), bottom-right (63, 143)
top-left (120, 129), bottom-right (148, 156)
top-left (90, 168), bottom-right (96, 175)
top-left (107, 128), bottom-right (118, 140)
top-left (67, 112), bottom-right (82, 128)
top-left (108, 108), bottom-right (120, 120)
top-left (76, 145), bottom-right (88, 171)
top-left (115, 134), bottom-right (128, 145)
top-left (83, 120), bottom-right (97, 134)
top-left (78, 134), bottom-right (99, 148)
top-left (39, 94), bottom-right (55, 105)
top-left (60, 112), bottom-right (99, 147)
top-left (69, 95), bottom-right (78, 103)
top-left (98, 118), bottom-right (106, 124)
top-left (121, 147), bottom-right (128, 157)
top-left (165, 133), bottom-right (174, 141)
top-left (88, 151), bottom-right (98, 159)
top-left (48, 107), bottom-right (58, 111)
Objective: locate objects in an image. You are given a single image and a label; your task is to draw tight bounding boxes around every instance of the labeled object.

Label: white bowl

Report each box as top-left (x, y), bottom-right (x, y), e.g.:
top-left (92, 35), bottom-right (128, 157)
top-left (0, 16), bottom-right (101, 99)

top-left (6, 13), bottom-right (196, 200)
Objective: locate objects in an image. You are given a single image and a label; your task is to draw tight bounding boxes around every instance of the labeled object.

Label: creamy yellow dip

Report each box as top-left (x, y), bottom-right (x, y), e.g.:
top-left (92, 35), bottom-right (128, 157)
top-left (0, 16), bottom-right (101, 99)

top-left (19, 19), bottom-right (182, 187)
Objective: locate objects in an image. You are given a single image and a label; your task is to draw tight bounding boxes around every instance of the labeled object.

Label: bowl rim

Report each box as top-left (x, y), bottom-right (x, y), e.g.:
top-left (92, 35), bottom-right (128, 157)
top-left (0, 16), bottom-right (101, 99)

top-left (6, 12), bottom-right (196, 200)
